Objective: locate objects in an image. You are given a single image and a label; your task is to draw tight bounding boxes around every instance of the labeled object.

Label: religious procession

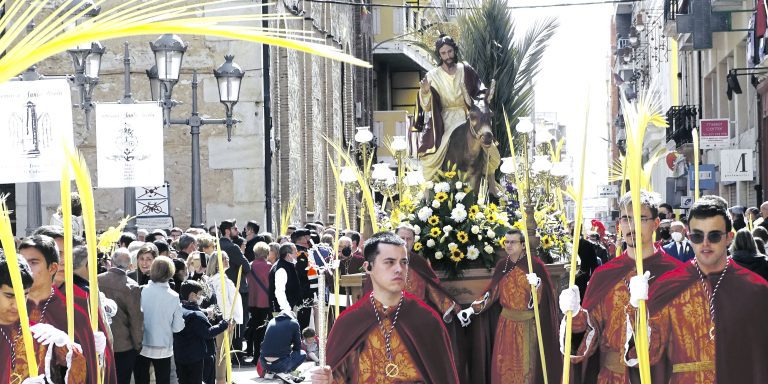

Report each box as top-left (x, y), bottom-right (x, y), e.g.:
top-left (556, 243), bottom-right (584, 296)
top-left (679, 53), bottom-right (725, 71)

top-left (2, 0), bottom-right (768, 383)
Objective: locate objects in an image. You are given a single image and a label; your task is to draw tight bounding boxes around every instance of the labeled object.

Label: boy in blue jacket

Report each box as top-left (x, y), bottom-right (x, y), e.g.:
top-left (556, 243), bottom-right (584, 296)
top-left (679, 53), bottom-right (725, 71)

top-left (174, 280), bottom-right (231, 384)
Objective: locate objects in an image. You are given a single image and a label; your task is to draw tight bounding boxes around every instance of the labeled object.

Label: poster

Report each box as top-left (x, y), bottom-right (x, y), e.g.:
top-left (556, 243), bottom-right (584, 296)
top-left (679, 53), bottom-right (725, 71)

top-left (699, 119), bottom-right (730, 149)
top-left (720, 149), bottom-right (753, 182)
top-left (96, 103), bottom-right (164, 188)
top-left (0, 79), bottom-right (74, 183)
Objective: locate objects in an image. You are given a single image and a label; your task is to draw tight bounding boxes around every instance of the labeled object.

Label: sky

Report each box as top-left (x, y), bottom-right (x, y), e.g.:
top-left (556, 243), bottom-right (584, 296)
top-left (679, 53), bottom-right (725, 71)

top-left (506, 0), bottom-right (614, 200)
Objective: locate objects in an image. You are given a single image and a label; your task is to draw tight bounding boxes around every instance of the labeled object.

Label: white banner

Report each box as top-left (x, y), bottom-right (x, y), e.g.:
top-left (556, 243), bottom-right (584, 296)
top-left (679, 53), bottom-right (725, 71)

top-left (720, 149), bottom-right (753, 182)
top-left (96, 103), bottom-right (164, 188)
top-left (0, 79), bottom-right (74, 183)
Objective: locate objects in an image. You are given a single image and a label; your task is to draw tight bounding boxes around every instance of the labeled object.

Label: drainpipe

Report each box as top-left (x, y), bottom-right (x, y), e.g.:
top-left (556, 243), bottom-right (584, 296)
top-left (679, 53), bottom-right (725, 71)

top-left (263, 0), bottom-right (273, 232)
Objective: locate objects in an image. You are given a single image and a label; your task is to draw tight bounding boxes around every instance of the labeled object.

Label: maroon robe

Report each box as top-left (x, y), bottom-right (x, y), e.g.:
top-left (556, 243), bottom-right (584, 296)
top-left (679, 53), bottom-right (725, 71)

top-left (326, 291), bottom-right (460, 384)
top-left (574, 247), bottom-right (682, 383)
top-left (647, 260), bottom-right (768, 383)
top-left (413, 62), bottom-right (486, 156)
top-left (68, 285), bottom-right (118, 383)
top-left (468, 256), bottom-right (562, 384)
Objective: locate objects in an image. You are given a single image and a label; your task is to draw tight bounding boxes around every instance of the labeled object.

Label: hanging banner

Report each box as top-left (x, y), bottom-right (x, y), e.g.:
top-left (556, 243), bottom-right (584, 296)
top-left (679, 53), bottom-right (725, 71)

top-left (720, 149), bottom-right (754, 182)
top-left (0, 79), bottom-right (74, 183)
top-left (96, 103), bottom-right (164, 188)
top-left (699, 119), bottom-right (730, 149)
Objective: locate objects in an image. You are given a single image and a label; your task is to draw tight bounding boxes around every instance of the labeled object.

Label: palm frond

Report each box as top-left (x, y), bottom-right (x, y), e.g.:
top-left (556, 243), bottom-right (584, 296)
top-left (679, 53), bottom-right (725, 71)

top-left (0, 0), bottom-right (370, 82)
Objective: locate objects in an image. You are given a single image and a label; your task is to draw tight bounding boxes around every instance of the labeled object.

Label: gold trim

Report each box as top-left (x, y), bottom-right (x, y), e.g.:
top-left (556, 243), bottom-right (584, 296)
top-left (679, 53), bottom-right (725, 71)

top-left (601, 350), bottom-right (626, 374)
top-left (672, 361), bottom-right (715, 373)
top-left (501, 308), bottom-right (535, 321)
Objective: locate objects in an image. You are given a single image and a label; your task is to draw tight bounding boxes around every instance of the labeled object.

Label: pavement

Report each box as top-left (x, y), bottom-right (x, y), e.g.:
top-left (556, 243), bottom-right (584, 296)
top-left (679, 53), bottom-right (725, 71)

top-left (232, 361), bottom-right (316, 383)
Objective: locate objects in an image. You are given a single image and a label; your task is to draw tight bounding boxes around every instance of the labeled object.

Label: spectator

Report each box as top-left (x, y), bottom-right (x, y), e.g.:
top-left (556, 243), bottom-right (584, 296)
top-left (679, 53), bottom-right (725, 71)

top-left (663, 220), bottom-right (695, 262)
top-left (135, 256), bottom-right (185, 384)
top-left (146, 229), bottom-right (167, 244)
top-left (137, 228), bottom-right (148, 242)
top-left (244, 220), bottom-right (264, 262)
top-left (320, 234), bottom-right (334, 248)
top-left (347, 230), bottom-right (362, 259)
top-left (119, 232), bottom-right (137, 248)
top-left (259, 232), bottom-right (274, 244)
top-left (658, 202), bottom-right (674, 220)
top-left (731, 228), bottom-right (768, 282)
top-left (177, 234), bottom-right (197, 261)
top-left (174, 280), bottom-right (230, 384)
top-left (245, 242), bottom-right (272, 360)
top-left (285, 225), bottom-right (297, 237)
top-left (336, 236), bottom-right (363, 275)
top-left (301, 327), bottom-right (319, 364)
top-left (757, 238), bottom-right (767, 255)
top-left (129, 243), bottom-right (158, 285)
top-left (731, 206), bottom-right (747, 231)
top-left (186, 251), bottom-right (206, 281)
top-left (747, 206), bottom-right (761, 227)
top-left (98, 247), bottom-right (144, 384)
top-left (171, 258), bottom-right (187, 293)
top-left (234, 236), bottom-right (247, 255)
top-left (154, 240), bottom-right (170, 257)
top-left (575, 237), bottom-right (600, 300)
top-left (259, 310), bottom-right (305, 381)
top-left (267, 242), bottom-right (280, 264)
top-left (753, 226), bottom-right (768, 244)
top-left (206, 250), bottom-right (243, 383)
top-left (218, 219), bottom-right (251, 357)
top-left (208, 225), bottom-right (219, 237)
top-left (269, 243), bottom-right (303, 314)
top-left (170, 227), bottom-right (183, 243)
top-left (759, 201), bottom-right (768, 229)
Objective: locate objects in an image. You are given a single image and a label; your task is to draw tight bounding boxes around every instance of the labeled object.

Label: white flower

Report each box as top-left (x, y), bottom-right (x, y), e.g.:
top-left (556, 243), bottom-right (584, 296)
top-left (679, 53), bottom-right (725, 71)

top-left (448, 242), bottom-right (458, 250)
top-left (476, 212), bottom-right (485, 220)
top-left (417, 207), bottom-right (433, 222)
top-left (455, 181), bottom-right (463, 189)
top-left (425, 181), bottom-right (434, 189)
top-left (467, 246), bottom-right (480, 260)
top-left (413, 225), bottom-right (421, 234)
top-left (408, 214), bottom-right (416, 221)
top-left (435, 251), bottom-right (444, 260)
top-left (486, 229), bottom-right (495, 238)
top-left (415, 235), bottom-right (420, 242)
top-left (471, 225), bottom-right (480, 234)
top-left (484, 245), bottom-right (494, 254)
top-left (477, 235), bottom-right (483, 240)
top-left (432, 200), bottom-right (440, 209)
top-left (427, 239), bottom-right (436, 248)
top-left (455, 192), bottom-right (466, 202)
top-left (451, 208), bottom-right (467, 223)
top-left (443, 225), bottom-right (453, 233)
top-left (435, 182), bottom-right (451, 193)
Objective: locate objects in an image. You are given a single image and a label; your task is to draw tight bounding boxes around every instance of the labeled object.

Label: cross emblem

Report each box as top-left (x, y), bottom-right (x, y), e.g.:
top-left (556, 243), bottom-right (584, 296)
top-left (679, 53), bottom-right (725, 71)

top-left (676, 0), bottom-right (731, 50)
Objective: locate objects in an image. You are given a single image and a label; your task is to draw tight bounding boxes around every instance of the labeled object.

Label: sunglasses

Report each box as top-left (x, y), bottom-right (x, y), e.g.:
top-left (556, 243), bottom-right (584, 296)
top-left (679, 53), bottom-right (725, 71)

top-left (689, 231), bottom-right (727, 244)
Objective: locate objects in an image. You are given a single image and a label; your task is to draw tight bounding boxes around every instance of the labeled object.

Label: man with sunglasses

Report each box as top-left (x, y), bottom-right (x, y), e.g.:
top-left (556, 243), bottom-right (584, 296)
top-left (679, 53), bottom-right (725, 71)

top-left (628, 195), bottom-right (768, 383)
top-left (558, 190), bottom-right (682, 383)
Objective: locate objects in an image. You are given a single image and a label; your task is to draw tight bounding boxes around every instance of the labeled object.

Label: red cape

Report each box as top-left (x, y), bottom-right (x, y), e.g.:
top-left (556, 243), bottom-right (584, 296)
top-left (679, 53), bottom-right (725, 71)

top-left (648, 260), bottom-right (768, 383)
top-left (67, 285), bottom-right (118, 384)
top-left (468, 256), bottom-right (562, 384)
top-left (326, 291), bottom-right (459, 384)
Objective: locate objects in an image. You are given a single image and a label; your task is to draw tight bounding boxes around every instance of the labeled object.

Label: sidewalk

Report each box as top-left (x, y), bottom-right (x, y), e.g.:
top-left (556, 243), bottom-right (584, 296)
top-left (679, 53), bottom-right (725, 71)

top-left (233, 361), bottom-right (316, 383)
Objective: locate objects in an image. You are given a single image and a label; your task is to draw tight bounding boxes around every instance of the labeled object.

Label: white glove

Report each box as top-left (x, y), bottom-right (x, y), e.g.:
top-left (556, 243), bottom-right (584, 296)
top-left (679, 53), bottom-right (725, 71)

top-left (559, 286), bottom-right (581, 314)
top-left (30, 323), bottom-right (70, 348)
top-left (21, 374), bottom-right (46, 384)
top-left (629, 271), bottom-right (650, 308)
top-left (93, 331), bottom-right (106, 355)
top-left (457, 308), bottom-right (474, 327)
top-left (526, 273), bottom-right (541, 288)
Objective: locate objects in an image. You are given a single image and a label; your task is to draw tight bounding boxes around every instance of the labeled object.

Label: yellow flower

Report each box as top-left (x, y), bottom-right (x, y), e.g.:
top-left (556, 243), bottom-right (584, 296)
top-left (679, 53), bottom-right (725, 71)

top-left (430, 227), bottom-right (442, 237)
top-left (456, 231), bottom-right (469, 243)
top-left (488, 212), bottom-right (498, 223)
top-left (469, 205), bottom-right (480, 215)
top-left (435, 192), bottom-right (449, 202)
top-left (541, 236), bottom-right (554, 249)
top-left (487, 203), bottom-right (498, 212)
top-left (498, 237), bottom-right (506, 247)
top-left (414, 242), bottom-right (423, 251)
top-left (468, 212), bottom-right (476, 220)
top-left (449, 248), bottom-right (464, 262)
top-left (512, 220), bottom-right (524, 230)
top-left (428, 215), bottom-right (440, 226)
top-left (444, 171), bottom-right (457, 178)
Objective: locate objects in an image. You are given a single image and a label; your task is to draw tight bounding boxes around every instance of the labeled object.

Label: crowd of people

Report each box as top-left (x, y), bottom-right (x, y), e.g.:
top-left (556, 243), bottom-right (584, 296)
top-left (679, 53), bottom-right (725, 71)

top-left (6, 189), bottom-right (768, 383)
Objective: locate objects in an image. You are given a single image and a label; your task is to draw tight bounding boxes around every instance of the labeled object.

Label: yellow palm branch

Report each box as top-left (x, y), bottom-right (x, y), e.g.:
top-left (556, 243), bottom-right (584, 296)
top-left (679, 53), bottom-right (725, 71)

top-left (280, 195), bottom-right (299, 237)
top-left (0, 0), bottom-right (370, 83)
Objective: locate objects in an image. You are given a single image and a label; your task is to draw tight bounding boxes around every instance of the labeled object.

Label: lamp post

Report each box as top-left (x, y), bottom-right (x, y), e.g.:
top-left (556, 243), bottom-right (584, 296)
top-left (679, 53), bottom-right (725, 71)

top-left (353, 126), bottom-right (374, 231)
top-left (391, 135), bottom-right (408, 201)
top-left (149, 34), bottom-right (244, 228)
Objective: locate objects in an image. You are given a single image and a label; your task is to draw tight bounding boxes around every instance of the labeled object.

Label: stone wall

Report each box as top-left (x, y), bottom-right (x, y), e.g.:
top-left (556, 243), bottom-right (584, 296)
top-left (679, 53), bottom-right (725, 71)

top-left (13, 0), bottom-right (267, 234)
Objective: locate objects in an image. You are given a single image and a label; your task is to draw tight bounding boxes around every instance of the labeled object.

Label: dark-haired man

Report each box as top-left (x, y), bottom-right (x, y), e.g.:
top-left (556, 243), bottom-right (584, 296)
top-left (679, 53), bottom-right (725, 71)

top-left (18, 235), bottom-right (109, 383)
top-left (559, 190), bottom-right (682, 382)
top-left (309, 231), bottom-right (459, 383)
top-left (629, 195), bottom-right (768, 382)
top-left (459, 228), bottom-right (561, 383)
top-left (0, 252), bottom-right (87, 383)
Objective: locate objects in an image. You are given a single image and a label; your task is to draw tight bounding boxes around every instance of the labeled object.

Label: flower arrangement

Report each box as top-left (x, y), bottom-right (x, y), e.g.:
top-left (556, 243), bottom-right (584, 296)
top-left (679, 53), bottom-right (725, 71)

top-left (384, 166), bottom-right (512, 277)
top-left (512, 204), bottom-right (572, 263)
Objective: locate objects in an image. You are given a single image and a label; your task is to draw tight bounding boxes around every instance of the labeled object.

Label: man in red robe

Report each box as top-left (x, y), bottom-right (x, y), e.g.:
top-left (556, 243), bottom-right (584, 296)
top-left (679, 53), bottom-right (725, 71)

top-left (559, 190), bottom-right (682, 383)
top-left (0, 252), bottom-right (87, 383)
top-left (459, 228), bottom-right (561, 384)
top-left (308, 231), bottom-right (459, 383)
top-left (18, 235), bottom-right (107, 383)
top-left (629, 195), bottom-right (768, 383)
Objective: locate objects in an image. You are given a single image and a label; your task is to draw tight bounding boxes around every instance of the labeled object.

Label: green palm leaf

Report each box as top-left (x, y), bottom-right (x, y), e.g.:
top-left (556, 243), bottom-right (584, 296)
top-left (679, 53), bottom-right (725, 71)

top-left (458, 0), bottom-right (558, 158)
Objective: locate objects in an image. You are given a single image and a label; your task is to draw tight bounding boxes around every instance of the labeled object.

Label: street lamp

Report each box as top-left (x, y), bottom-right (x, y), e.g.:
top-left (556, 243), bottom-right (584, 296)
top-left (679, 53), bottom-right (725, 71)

top-left (149, 35), bottom-right (243, 228)
top-left (516, 117), bottom-right (534, 133)
top-left (67, 40), bottom-right (105, 128)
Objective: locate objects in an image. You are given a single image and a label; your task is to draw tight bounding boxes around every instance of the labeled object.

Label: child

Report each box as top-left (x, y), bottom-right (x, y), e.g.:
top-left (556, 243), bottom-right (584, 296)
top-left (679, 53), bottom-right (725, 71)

top-left (301, 327), bottom-right (320, 364)
top-left (174, 280), bottom-right (230, 384)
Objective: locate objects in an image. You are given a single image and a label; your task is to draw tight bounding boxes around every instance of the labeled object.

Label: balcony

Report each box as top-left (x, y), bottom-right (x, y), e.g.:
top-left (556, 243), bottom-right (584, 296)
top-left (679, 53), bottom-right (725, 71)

top-left (372, 4), bottom-right (434, 72)
top-left (666, 105), bottom-right (698, 148)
